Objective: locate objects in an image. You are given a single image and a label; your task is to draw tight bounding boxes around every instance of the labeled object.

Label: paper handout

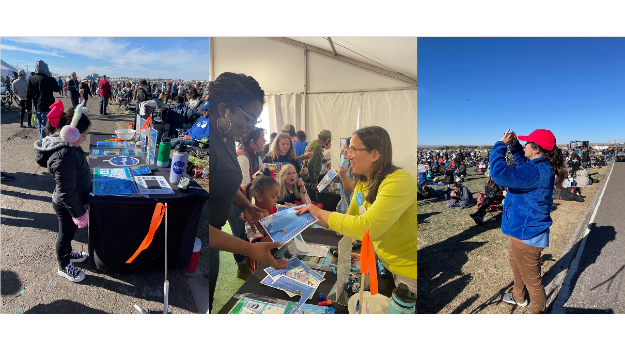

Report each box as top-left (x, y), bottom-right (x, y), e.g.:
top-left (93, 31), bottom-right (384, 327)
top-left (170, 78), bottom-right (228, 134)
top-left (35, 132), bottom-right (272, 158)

top-left (263, 207), bottom-right (310, 233)
top-left (317, 168), bottom-right (338, 192)
top-left (264, 258), bottom-right (325, 285)
top-left (260, 208), bottom-right (318, 246)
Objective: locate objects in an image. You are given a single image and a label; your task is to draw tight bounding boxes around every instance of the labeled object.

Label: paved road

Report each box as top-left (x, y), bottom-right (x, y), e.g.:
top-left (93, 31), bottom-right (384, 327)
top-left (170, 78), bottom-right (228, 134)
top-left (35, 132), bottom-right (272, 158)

top-left (552, 162), bottom-right (625, 313)
top-left (1, 94), bottom-right (203, 314)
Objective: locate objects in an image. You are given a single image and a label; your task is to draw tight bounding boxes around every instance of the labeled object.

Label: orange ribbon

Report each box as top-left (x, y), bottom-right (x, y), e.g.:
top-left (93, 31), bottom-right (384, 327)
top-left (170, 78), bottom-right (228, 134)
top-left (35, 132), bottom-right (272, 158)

top-left (359, 229), bottom-right (378, 295)
top-left (126, 203), bottom-right (166, 264)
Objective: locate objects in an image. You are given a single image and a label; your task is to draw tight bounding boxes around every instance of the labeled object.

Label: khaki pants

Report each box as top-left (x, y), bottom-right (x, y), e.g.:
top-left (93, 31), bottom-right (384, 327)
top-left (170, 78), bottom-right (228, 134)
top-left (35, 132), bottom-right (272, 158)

top-left (509, 236), bottom-right (546, 314)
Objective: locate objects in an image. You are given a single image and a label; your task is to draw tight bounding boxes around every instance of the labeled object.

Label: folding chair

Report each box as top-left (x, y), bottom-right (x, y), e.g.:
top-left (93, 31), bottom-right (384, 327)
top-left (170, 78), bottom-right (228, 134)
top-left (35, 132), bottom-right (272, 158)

top-left (475, 192), bottom-right (504, 221)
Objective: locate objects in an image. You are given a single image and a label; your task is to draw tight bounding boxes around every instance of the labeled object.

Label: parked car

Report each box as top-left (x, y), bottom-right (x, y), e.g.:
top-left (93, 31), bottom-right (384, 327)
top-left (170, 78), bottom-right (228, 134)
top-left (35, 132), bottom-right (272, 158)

top-left (616, 148), bottom-right (625, 162)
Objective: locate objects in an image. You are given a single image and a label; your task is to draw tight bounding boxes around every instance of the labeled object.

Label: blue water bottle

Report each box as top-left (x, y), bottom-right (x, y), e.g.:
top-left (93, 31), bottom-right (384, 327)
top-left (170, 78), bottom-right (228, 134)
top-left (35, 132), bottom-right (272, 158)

top-left (387, 283), bottom-right (416, 314)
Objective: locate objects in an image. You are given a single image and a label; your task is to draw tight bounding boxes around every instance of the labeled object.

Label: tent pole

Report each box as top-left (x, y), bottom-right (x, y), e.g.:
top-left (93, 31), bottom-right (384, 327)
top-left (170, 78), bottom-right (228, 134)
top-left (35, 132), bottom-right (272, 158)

top-left (303, 48), bottom-right (308, 133)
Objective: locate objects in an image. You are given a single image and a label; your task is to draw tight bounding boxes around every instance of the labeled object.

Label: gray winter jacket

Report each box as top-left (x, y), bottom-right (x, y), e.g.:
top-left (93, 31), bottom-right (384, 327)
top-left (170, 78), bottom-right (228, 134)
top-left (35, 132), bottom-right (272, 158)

top-left (11, 77), bottom-right (28, 101)
top-left (34, 136), bottom-right (91, 218)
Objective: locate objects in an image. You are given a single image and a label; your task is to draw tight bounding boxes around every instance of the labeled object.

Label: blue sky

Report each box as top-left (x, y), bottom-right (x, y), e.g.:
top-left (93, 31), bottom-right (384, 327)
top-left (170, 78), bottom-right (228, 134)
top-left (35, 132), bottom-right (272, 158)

top-left (418, 38), bottom-right (625, 145)
top-left (1, 37), bottom-right (209, 80)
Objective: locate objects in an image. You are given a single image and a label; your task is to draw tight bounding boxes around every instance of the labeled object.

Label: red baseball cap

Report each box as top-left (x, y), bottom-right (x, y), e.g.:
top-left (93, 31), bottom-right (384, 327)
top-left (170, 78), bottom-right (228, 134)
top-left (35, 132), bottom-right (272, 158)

top-left (518, 129), bottom-right (556, 151)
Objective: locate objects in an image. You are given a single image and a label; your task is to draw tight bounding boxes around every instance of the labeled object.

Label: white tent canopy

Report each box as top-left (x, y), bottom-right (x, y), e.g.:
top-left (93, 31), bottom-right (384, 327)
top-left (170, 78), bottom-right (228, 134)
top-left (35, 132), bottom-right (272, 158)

top-left (210, 37), bottom-right (418, 175)
top-left (1, 60), bottom-right (21, 78)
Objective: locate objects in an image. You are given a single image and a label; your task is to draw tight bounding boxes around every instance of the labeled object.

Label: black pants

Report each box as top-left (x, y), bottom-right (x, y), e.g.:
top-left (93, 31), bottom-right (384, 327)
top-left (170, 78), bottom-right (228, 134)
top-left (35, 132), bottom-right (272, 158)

top-left (572, 162), bottom-right (580, 174)
top-left (475, 195), bottom-right (505, 217)
top-left (19, 100), bottom-right (30, 126)
top-left (52, 201), bottom-right (78, 270)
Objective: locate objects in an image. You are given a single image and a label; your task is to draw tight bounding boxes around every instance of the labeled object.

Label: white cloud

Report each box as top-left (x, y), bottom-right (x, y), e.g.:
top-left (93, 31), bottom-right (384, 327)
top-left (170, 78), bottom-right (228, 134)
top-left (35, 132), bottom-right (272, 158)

top-left (5, 37), bottom-right (209, 79)
top-left (1, 44), bottom-right (65, 57)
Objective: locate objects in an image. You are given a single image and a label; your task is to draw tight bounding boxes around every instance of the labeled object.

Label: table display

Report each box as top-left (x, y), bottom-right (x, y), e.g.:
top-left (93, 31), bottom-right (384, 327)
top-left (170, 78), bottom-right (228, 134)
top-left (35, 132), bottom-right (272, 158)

top-left (217, 227), bottom-right (396, 314)
top-left (87, 133), bottom-right (208, 274)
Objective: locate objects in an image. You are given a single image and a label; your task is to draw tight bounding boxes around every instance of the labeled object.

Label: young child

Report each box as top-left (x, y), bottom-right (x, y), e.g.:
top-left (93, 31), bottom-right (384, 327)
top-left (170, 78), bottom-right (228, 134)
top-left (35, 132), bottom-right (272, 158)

top-left (78, 88), bottom-right (85, 104)
top-left (244, 169), bottom-right (280, 272)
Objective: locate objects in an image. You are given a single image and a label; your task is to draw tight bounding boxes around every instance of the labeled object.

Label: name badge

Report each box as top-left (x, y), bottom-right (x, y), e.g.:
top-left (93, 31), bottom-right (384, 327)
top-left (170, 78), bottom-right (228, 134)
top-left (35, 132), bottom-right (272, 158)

top-left (356, 192), bottom-right (366, 215)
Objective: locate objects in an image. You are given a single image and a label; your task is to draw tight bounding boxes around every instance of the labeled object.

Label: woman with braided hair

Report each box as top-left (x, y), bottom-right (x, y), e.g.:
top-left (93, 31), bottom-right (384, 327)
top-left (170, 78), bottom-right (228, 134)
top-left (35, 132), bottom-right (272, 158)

top-left (208, 72), bottom-right (288, 312)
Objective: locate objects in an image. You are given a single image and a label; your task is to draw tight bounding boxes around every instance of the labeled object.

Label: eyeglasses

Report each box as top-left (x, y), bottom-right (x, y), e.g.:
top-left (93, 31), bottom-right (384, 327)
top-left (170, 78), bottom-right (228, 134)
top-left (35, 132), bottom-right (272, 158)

top-left (347, 147), bottom-right (371, 156)
top-left (237, 107), bottom-right (262, 126)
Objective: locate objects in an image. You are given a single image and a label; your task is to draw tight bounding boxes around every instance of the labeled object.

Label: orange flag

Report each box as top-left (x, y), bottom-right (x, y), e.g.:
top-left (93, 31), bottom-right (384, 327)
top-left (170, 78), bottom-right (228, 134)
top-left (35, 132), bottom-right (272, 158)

top-left (126, 203), bottom-right (166, 264)
top-left (136, 115), bottom-right (153, 134)
top-left (360, 227), bottom-right (378, 295)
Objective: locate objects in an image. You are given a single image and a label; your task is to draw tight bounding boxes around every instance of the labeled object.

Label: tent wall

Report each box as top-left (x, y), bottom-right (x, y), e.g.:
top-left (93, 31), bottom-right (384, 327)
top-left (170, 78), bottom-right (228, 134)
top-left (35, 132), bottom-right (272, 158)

top-left (306, 90), bottom-right (417, 175)
top-left (213, 37), bottom-right (418, 174)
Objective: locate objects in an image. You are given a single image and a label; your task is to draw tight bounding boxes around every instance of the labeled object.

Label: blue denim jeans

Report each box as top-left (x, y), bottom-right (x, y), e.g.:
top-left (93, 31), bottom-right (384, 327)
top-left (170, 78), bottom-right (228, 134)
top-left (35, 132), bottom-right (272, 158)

top-left (35, 111), bottom-right (48, 138)
top-left (227, 204), bottom-right (247, 264)
top-left (99, 96), bottom-right (109, 114)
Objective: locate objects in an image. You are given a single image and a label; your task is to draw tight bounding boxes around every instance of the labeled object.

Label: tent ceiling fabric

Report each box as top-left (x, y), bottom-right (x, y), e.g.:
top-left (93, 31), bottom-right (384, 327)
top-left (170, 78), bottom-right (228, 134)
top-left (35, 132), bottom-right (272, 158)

top-left (287, 37), bottom-right (417, 82)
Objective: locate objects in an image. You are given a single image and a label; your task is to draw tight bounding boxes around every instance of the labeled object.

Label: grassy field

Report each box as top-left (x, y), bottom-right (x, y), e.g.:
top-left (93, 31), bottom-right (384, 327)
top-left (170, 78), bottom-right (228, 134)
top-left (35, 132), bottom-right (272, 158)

top-left (417, 164), bottom-right (611, 314)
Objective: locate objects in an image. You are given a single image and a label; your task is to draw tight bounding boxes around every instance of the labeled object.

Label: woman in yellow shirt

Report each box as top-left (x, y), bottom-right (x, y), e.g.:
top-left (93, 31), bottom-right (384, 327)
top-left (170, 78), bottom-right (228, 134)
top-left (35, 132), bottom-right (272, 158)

top-left (297, 126), bottom-right (417, 293)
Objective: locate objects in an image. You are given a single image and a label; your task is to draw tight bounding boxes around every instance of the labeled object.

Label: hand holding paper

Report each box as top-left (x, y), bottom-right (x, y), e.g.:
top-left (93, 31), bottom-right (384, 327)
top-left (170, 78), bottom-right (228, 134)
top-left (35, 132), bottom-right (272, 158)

top-left (247, 241), bottom-right (288, 270)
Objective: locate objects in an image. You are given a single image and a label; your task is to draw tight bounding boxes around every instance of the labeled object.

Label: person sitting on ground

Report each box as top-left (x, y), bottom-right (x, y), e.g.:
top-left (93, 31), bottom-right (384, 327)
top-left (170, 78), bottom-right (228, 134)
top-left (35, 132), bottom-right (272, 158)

top-left (560, 186), bottom-right (584, 202)
top-left (277, 164), bottom-right (307, 205)
top-left (442, 167), bottom-right (455, 184)
top-left (418, 184), bottom-right (448, 200)
top-left (447, 182), bottom-right (473, 209)
top-left (244, 169), bottom-right (280, 272)
top-left (470, 176), bottom-right (506, 226)
top-left (575, 165), bottom-right (590, 188)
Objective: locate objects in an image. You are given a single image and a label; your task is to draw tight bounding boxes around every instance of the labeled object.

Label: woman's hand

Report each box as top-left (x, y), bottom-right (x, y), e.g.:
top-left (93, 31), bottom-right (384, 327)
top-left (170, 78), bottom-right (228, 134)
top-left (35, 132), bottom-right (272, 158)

top-left (303, 152), bottom-right (314, 159)
top-left (246, 241), bottom-right (288, 269)
top-left (297, 178), bottom-right (305, 190)
top-left (243, 203), bottom-right (266, 235)
top-left (295, 197), bottom-right (329, 228)
top-left (338, 166), bottom-right (347, 177)
top-left (300, 167), bottom-right (308, 176)
top-left (499, 129), bottom-right (516, 146)
top-left (183, 135), bottom-right (193, 140)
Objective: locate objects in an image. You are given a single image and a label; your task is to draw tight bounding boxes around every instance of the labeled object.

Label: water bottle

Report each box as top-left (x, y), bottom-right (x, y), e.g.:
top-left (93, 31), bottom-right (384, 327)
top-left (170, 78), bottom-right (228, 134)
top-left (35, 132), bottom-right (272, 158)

top-left (336, 195), bottom-right (348, 214)
top-left (333, 195), bottom-right (349, 236)
top-left (157, 133), bottom-right (171, 167)
top-left (169, 143), bottom-right (189, 184)
top-left (387, 283), bottom-right (416, 314)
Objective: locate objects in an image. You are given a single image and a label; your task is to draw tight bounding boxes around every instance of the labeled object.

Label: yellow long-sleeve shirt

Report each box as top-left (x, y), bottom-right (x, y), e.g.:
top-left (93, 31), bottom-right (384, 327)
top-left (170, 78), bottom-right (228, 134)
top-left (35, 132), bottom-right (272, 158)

top-left (327, 169), bottom-right (418, 279)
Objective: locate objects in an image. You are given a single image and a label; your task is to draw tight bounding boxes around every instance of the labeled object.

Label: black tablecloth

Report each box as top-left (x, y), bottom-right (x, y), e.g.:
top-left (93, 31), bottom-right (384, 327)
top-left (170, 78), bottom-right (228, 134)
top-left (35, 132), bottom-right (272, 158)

top-left (217, 227), bottom-right (395, 314)
top-left (87, 134), bottom-right (208, 273)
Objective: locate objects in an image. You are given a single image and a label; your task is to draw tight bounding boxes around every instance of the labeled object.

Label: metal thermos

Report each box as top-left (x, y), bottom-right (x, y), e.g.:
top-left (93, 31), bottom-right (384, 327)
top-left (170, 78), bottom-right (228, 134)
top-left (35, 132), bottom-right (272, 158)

top-left (157, 134), bottom-right (171, 167)
top-left (169, 143), bottom-right (189, 184)
top-left (387, 283), bottom-right (416, 314)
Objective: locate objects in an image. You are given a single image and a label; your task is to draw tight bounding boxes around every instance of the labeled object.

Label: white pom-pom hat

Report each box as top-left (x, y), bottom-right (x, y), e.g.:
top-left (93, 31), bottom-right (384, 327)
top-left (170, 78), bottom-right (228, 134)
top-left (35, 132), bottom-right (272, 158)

top-left (60, 101), bottom-right (88, 143)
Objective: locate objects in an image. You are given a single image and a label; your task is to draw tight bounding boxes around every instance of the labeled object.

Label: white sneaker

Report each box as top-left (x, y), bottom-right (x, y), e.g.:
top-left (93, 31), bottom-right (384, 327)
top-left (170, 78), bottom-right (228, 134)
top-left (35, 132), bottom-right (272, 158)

top-left (69, 249), bottom-right (88, 263)
top-left (58, 263), bottom-right (85, 283)
top-left (502, 292), bottom-right (528, 306)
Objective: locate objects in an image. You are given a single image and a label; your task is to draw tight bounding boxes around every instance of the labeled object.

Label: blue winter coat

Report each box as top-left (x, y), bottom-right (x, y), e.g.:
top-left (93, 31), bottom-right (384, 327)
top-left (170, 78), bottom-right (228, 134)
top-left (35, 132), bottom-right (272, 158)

top-left (489, 141), bottom-right (554, 240)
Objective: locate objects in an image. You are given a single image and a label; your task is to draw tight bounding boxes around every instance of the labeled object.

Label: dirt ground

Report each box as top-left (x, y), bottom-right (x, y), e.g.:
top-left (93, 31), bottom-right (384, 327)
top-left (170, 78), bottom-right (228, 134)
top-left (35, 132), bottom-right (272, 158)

top-left (417, 164), bottom-right (610, 314)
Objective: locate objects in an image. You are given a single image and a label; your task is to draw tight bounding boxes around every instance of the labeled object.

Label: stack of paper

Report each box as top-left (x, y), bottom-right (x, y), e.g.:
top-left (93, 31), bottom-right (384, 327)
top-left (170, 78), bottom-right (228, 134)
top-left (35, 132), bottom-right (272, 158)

top-left (260, 207), bottom-right (318, 254)
top-left (260, 258), bottom-right (326, 314)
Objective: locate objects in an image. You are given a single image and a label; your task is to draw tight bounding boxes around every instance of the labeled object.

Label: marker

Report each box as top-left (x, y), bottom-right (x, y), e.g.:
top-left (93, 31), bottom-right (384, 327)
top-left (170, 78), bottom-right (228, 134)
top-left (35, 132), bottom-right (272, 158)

top-left (318, 300), bottom-right (332, 306)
